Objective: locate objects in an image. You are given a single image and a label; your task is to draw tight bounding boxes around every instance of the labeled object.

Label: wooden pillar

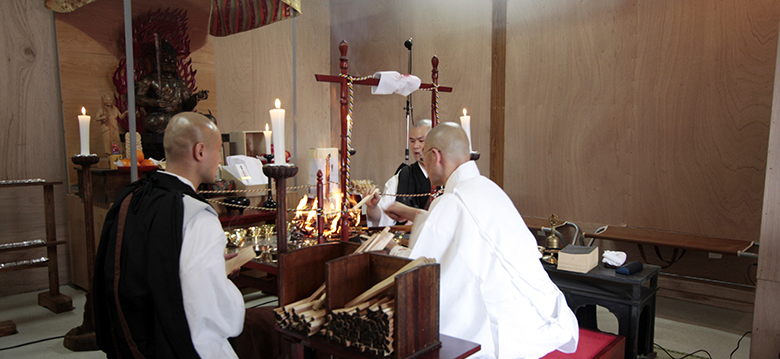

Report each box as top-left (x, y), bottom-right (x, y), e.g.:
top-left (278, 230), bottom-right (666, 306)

top-left (751, 22), bottom-right (780, 358)
top-left (317, 170), bottom-right (324, 244)
top-left (431, 56), bottom-right (439, 125)
top-left (339, 41), bottom-right (350, 242)
top-left (489, 0), bottom-right (507, 187)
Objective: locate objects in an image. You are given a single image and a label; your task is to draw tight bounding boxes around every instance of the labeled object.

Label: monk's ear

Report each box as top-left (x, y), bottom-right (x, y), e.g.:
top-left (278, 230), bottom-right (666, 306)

top-left (193, 142), bottom-right (206, 161)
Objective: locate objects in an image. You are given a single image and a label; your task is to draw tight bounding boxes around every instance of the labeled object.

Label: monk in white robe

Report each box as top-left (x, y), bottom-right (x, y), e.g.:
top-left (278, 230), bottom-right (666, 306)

top-left (385, 122), bottom-right (579, 359)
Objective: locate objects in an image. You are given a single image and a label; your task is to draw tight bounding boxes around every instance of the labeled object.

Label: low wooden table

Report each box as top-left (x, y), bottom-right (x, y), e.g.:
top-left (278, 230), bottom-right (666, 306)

top-left (219, 209), bottom-right (276, 229)
top-left (278, 328), bottom-right (480, 359)
top-left (544, 263), bottom-right (660, 359)
top-left (235, 259), bottom-right (278, 295)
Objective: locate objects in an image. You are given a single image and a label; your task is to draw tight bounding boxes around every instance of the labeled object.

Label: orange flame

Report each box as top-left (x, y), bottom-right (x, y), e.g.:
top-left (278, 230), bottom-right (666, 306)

top-left (292, 191), bottom-right (360, 239)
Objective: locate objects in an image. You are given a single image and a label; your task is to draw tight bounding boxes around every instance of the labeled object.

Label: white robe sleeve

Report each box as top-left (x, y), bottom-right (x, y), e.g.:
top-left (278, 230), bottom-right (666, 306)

top-left (179, 196), bottom-right (245, 359)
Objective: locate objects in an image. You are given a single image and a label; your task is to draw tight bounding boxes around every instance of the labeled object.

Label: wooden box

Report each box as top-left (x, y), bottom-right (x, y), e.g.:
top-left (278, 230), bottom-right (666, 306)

top-left (326, 252), bottom-right (441, 359)
top-left (229, 131), bottom-right (270, 158)
top-left (278, 241), bottom-right (359, 306)
top-left (278, 245), bottom-right (441, 358)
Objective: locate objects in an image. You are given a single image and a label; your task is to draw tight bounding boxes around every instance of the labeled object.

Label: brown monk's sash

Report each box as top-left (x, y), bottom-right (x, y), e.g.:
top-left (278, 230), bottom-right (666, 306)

top-left (109, 192), bottom-right (145, 359)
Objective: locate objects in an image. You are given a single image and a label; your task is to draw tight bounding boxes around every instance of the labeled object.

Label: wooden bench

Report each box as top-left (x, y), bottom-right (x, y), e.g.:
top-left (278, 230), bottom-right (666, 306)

top-left (1, 180), bottom-right (73, 338)
top-left (522, 215), bottom-right (758, 259)
top-left (588, 225), bottom-right (756, 258)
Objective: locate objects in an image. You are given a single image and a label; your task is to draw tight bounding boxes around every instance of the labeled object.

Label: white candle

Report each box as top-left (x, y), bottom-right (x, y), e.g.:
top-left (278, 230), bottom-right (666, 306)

top-left (78, 107), bottom-right (91, 155)
top-left (262, 123), bottom-right (272, 155)
top-left (460, 108), bottom-right (472, 152)
top-left (270, 99), bottom-right (286, 164)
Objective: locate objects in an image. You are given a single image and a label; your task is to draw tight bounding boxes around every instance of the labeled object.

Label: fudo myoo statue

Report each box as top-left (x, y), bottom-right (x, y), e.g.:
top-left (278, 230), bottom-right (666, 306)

top-left (135, 41), bottom-right (209, 133)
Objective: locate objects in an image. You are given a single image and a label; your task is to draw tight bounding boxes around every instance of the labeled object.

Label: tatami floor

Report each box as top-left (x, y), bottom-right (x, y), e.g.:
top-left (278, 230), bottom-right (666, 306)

top-left (0, 285), bottom-right (752, 358)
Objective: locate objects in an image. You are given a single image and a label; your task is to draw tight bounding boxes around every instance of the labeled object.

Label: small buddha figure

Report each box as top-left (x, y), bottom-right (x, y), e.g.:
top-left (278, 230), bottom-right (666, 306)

top-left (135, 40), bottom-right (208, 133)
top-left (95, 94), bottom-right (128, 156)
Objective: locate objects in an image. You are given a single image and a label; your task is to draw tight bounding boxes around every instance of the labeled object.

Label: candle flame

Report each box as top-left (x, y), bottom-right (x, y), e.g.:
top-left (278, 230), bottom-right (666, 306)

top-left (265, 123), bottom-right (270, 131)
top-left (462, 108), bottom-right (467, 116)
top-left (274, 98), bottom-right (281, 109)
top-left (81, 107), bottom-right (86, 115)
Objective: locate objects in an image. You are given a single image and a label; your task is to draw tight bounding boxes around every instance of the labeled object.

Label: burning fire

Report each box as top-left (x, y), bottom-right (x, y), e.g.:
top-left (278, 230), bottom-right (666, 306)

top-left (293, 191), bottom-right (361, 239)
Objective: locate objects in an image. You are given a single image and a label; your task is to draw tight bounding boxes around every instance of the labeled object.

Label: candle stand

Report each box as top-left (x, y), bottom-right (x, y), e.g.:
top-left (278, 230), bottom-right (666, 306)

top-left (64, 154), bottom-right (100, 351)
top-left (262, 164), bottom-right (298, 254)
top-left (261, 154), bottom-right (277, 209)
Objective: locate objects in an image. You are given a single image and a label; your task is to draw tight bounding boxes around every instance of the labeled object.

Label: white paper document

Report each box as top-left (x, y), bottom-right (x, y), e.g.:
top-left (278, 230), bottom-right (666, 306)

top-left (224, 155), bottom-right (268, 185)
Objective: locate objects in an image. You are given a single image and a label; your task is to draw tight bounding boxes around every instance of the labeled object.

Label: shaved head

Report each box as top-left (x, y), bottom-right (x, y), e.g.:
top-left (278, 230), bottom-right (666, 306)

top-left (425, 122), bottom-right (470, 164)
top-left (163, 112), bottom-right (223, 187)
top-left (164, 112), bottom-right (220, 163)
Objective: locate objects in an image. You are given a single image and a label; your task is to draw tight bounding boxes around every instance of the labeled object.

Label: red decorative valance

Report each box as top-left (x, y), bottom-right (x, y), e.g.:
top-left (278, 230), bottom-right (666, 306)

top-left (209, 0), bottom-right (301, 37)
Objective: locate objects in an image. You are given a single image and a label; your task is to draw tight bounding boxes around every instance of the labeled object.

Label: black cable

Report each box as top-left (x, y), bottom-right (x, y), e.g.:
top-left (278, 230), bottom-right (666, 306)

top-left (747, 263), bottom-right (757, 286)
top-left (0, 335), bottom-right (65, 351)
top-left (654, 342), bottom-right (712, 359)
top-left (730, 331), bottom-right (751, 359)
top-left (249, 298), bottom-right (278, 309)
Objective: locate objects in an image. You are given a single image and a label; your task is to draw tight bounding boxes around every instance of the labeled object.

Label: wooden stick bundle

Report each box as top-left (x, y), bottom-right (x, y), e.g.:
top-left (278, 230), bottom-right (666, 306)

top-left (344, 256), bottom-right (434, 307)
top-left (273, 228), bottom-right (397, 335)
top-left (324, 295), bottom-right (396, 356)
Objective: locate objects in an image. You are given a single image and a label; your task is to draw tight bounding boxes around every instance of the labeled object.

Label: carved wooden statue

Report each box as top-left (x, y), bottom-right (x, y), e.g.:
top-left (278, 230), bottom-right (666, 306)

top-left (95, 94), bottom-right (127, 156)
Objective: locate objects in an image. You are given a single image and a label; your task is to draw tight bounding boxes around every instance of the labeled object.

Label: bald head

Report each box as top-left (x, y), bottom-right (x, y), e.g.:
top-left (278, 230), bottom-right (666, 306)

top-left (164, 112), bottom-right (221, 163)
top-left (425, 122), bottom-right (470, 164)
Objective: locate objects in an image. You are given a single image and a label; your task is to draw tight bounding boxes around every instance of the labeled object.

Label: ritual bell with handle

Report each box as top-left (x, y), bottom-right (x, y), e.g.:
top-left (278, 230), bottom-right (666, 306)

top-left (544, 214), bottom-right (566, 252)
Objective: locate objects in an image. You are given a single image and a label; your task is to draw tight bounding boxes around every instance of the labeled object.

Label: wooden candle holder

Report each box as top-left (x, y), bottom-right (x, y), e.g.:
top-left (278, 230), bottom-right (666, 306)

top-left (262, 164), bottom-right (298, 254)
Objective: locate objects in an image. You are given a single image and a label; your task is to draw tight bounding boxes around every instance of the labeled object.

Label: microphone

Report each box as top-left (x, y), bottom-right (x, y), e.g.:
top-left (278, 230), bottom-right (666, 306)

top-left (404, 38), bottom-right (413, 50)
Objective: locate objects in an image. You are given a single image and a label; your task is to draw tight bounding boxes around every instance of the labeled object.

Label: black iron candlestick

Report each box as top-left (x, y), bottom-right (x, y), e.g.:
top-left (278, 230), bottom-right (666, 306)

top-left (261, 154), bottom-right (277, 209)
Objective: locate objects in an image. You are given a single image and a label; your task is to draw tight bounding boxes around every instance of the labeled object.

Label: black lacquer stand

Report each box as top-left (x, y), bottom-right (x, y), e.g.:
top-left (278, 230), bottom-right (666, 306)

top-left (261, 154), bottom-right (277, 209)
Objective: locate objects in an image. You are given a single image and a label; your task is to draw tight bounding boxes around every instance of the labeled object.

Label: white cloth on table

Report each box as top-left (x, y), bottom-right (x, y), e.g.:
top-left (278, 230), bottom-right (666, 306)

top-left (164, 172), bottom-right (246, 359)
top-left (602, 250), bottom-right (627, 267)
top-left (371, 71), bottom-right (421, 96)
top-left (404, 161), bottom-right (579, 359)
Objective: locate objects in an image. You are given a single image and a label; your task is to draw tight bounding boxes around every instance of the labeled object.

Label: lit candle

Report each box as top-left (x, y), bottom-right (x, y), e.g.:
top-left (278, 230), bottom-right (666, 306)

top-left (78, 107), bottom-right (91, 155)
top-left (460, 108), bottom-right (472, 152)
top-left (262, 123), bottom-right (272, 155)
top-left (269, 99), bottom-right (286, 164)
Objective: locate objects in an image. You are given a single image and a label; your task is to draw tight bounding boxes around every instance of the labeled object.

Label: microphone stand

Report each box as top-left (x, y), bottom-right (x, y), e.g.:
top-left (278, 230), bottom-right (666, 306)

top-left (403, 38), bottom-right (413, 165)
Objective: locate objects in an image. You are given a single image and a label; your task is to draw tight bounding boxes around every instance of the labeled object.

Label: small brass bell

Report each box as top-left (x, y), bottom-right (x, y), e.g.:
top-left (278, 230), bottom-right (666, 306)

top-left (545, 214), bottom-right (565, 252)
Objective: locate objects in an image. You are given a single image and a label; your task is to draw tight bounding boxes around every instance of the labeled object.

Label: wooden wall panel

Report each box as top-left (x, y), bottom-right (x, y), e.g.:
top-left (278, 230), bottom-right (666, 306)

top-left (505, 1), bottom-right (780, 242)
top-left (329, 0), bottom-right (492, 188)
top-left (0, 0), bottom-right (69, 296)
top-left (215, 0), bottom-right (331, 192)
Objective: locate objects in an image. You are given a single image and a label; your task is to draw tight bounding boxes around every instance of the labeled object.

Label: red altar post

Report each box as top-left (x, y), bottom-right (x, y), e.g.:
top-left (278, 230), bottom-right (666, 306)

top-left (315, 40), bottom-right (452, 242)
